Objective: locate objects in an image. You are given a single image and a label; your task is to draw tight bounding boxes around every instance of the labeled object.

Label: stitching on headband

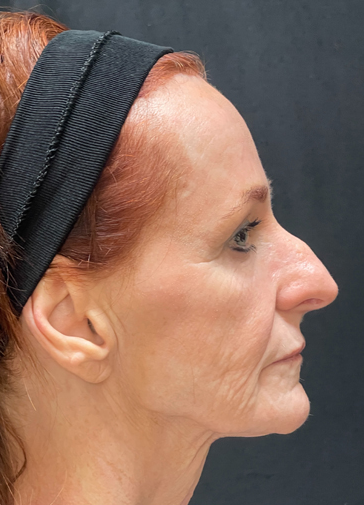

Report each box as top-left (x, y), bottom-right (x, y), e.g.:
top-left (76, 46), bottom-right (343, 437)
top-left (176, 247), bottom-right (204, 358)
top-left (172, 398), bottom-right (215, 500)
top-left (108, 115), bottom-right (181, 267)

top-left (12, 30), bottom-right (118, 238)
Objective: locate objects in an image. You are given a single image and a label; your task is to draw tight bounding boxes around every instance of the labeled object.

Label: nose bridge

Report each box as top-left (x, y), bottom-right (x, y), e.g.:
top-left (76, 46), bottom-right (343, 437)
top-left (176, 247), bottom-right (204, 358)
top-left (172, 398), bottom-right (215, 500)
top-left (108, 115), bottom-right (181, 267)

top-left (275, 228), bottom-right (338, 312)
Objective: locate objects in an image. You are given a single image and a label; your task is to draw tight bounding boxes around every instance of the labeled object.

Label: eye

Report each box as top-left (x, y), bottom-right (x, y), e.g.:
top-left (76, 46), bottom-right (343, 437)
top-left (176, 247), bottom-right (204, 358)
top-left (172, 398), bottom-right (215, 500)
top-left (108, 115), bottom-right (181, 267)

top-left (229, 218), bottom-right (262, 253)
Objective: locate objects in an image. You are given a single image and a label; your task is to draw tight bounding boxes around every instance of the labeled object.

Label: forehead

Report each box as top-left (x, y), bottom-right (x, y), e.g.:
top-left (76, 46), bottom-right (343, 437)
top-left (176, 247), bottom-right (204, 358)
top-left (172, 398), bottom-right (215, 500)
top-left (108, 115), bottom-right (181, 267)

top-left (141, 74), bottom-right (267, 219)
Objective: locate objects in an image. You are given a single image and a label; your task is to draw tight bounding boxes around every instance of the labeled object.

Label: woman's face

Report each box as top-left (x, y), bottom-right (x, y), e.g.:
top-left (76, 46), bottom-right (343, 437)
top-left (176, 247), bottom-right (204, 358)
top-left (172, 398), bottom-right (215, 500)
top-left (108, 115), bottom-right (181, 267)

top-left (105, 75), bottom-right (338, 437)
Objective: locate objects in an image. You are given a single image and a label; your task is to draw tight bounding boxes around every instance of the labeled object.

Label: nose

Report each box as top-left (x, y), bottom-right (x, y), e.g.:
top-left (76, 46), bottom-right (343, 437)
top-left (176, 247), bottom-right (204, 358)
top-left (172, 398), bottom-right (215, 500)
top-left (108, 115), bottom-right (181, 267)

top-left (275, 228), bottom-right (339, 314)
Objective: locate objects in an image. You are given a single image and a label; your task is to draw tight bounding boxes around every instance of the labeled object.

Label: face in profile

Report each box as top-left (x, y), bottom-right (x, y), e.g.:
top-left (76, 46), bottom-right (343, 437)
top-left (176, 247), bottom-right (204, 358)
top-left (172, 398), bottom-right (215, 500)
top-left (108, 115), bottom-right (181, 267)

top-left (102, 74), bottom-right (338, 439)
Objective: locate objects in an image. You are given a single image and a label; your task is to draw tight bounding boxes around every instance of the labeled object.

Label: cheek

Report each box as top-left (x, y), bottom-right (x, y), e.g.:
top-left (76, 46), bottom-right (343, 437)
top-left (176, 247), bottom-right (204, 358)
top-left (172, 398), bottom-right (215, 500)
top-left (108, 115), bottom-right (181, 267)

top-left (118, 258), bottom-right (276, 421)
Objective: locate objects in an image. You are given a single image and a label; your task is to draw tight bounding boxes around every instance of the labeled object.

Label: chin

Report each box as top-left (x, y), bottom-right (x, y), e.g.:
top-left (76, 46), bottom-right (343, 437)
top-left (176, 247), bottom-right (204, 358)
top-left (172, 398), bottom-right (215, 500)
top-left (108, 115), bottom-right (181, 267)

top-left (273, 383), bottom-right (311, 435)
top-left (211, 384), bottom-right (311, 438)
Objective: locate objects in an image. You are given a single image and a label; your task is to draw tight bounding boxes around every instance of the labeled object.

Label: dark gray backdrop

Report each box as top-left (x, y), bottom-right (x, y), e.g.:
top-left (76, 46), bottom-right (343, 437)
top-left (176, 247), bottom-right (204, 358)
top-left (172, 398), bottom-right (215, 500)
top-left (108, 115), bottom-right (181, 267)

top-left (3, 1), bottom-right (364, 504)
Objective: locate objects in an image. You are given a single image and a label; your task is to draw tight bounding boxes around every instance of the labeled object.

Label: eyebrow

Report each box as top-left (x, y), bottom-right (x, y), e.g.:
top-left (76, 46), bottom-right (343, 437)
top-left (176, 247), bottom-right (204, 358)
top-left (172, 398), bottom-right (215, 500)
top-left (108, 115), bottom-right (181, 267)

top-left (220, 178), bottom-right (274, 221)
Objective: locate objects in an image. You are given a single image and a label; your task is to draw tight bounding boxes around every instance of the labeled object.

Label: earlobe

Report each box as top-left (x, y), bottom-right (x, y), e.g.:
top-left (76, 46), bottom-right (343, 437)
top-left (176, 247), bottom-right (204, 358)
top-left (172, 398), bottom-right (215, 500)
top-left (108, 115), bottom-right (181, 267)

top-left (22, 273), bottom-right (114, 384)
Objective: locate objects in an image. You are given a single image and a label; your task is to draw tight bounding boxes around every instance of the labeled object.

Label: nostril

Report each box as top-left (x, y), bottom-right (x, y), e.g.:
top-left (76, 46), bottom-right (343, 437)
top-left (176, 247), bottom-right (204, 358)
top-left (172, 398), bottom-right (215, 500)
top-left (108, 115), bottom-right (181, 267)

top-left (302, 298), bottom-right (324, 306)
top-left (296, 298), bottom-right (326, 312)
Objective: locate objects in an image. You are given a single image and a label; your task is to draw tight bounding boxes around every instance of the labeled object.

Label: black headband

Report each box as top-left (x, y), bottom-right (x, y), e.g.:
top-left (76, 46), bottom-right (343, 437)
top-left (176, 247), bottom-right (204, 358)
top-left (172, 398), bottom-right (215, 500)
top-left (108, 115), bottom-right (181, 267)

top-left (0, 30), bottom-right (173, 314)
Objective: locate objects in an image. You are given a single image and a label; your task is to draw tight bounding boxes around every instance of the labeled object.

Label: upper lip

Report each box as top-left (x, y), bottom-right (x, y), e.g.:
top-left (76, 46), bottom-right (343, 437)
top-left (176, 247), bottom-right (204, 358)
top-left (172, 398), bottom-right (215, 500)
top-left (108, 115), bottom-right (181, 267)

top-left (273, 342), bottom-right (306, 363)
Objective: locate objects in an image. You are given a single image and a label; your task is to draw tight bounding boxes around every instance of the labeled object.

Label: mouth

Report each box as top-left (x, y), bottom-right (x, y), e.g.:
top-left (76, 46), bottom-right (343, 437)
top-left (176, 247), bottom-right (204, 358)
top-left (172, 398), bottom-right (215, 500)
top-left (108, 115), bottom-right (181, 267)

top-left (272, 342), bottom-right (306, 365)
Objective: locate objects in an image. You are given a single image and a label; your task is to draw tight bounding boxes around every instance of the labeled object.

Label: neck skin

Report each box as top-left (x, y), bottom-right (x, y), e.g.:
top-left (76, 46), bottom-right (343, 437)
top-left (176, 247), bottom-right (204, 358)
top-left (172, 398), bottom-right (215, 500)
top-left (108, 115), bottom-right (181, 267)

top-left (11, 363), bottom-right (214, 505)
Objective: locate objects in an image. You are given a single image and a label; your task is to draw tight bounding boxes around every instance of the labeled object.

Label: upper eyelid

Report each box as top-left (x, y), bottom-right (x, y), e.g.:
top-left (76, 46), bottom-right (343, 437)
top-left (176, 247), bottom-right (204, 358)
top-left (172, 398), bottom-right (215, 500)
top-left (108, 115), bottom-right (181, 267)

top-left (228, 219), bottom-right (262, 254)
top-left (238, 219), bottom-right (261, 236)
top-left (227, 218), bottom-right (262, 248)
top-left (231, 218), bottom-right (261, 237)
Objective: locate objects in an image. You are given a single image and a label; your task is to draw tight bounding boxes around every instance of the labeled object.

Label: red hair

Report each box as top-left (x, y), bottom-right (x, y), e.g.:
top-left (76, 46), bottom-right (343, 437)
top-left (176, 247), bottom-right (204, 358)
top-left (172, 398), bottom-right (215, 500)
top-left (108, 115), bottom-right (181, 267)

top-left (0, 10), bottom-right (206, 502)
top-left (60, 51), bottom-right (206, 274)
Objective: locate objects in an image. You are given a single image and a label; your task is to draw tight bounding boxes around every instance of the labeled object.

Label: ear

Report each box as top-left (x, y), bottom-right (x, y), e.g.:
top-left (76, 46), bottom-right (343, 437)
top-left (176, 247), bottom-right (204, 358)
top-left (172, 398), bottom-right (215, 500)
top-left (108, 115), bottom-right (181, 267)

top-left (22, 264), bottom-right (115, 384)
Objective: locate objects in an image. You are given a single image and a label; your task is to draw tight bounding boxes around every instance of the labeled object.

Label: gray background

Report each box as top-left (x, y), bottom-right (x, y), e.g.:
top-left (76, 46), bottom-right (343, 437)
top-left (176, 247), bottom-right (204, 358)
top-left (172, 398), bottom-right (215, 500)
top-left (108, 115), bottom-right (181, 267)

top-left (2, 1), bottom-right (364, 503)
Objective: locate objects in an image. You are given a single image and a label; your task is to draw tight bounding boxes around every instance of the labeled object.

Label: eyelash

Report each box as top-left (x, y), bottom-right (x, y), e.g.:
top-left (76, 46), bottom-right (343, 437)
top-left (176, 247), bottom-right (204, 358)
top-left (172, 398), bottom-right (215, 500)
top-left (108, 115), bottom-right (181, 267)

top-left (229, 218), bottom-right (262, 253)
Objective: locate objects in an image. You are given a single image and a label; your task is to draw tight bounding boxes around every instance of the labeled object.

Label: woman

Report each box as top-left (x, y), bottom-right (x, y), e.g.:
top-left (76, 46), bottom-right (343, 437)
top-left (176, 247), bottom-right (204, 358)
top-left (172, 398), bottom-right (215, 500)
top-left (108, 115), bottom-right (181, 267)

top-left (0, 11), bottom-right (338, 505)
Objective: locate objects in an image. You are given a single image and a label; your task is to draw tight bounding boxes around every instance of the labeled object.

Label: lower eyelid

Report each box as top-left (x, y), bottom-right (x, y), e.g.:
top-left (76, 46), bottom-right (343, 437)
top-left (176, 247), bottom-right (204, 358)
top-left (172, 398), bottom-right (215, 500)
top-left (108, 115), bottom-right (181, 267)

top-left (230, 243), bottom-right (256, 253)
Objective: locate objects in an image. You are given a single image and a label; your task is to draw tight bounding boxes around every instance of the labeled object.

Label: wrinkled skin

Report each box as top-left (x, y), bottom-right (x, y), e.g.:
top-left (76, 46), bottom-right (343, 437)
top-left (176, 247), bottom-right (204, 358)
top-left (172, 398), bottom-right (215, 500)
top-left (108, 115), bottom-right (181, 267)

top-left (105, 74), bottom-right (339, 437)
top-left (17, 74), bottom-right (338, 505)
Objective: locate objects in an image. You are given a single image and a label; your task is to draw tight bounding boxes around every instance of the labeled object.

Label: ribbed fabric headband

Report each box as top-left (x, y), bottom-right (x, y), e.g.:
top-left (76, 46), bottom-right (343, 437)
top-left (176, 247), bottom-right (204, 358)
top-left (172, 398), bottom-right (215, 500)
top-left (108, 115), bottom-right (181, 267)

top-left (0, 29), bottom-right (173, 314)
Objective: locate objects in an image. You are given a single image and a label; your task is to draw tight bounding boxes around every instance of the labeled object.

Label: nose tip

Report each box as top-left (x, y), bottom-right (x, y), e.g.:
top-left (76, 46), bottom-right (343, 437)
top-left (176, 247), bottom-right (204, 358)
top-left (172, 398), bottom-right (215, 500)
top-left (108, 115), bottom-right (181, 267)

top-left (322, 275), bottom-right (339, 307)
top-left (276, 232), bottom-right (339, 313)
top-left (298, 276), bottom-right (339, 312)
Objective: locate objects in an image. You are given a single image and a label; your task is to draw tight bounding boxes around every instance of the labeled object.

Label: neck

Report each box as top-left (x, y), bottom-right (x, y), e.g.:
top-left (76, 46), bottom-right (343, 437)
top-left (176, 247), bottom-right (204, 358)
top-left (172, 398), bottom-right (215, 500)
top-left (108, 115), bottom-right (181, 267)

top-left (11, 372), bottom-right (214, 505)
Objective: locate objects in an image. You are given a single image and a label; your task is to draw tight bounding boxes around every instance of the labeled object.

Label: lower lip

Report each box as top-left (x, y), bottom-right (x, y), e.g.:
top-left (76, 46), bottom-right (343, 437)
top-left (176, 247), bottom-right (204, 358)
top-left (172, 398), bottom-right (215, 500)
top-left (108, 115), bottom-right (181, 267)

top-left (274, 353), bottom-right (303, 365)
